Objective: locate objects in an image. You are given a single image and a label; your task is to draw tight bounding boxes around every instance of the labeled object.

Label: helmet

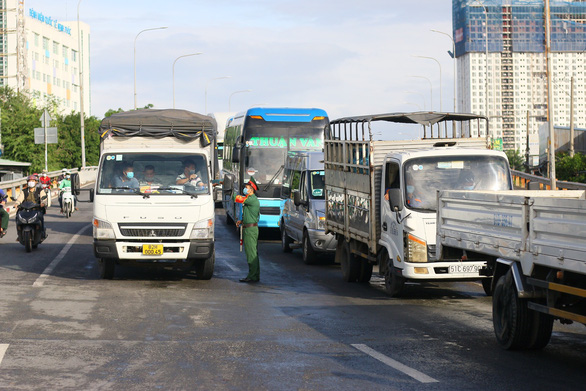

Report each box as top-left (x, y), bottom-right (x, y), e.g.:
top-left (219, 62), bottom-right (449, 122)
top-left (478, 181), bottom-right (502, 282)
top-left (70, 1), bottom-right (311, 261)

top-left (62, 168), bottom-right (67, 173)
top-left (27, 174), bottom-right (38, 181)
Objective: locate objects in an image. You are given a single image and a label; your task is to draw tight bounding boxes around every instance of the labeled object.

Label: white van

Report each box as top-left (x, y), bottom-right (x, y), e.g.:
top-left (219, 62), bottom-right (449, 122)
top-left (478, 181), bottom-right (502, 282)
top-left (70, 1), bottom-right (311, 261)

top-left (92, 109), bottom-right (217, 280)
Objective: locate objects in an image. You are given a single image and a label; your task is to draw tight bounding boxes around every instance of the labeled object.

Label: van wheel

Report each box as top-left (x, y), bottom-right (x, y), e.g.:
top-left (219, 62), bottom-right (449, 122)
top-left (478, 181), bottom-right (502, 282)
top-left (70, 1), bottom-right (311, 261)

top-left (340, 240), bottom-right (360, 282)
top-left (281, 224), bottom-right (293, 253)
top-left (382, 250), bottom-right (404, 297)
top-left (302, 231), bottom-right (316, 264)
top-left (195, 254), bottom-right (215, 280)
top-left (99, 258), bottom-right (115, 280)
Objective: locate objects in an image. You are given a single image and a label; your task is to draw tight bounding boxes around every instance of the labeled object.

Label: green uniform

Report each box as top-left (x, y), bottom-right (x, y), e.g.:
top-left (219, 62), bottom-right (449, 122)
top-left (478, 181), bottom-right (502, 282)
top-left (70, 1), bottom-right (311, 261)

top-left (234, 192), bottom-right (260, 281)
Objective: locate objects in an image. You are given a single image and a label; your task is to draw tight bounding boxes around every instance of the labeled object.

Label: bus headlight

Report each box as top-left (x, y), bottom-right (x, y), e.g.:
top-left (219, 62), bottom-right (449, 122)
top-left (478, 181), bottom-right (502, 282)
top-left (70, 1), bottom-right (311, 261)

top-left (190, 218), bottom-right (214, 239)
top-left (93, 218), bottom-right (115, 239)
top-left (407, 234), bottom-right (427, 263)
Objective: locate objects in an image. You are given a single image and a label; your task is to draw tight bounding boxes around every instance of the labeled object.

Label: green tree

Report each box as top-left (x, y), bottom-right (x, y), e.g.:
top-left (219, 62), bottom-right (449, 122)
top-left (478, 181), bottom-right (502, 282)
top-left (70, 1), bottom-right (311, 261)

top-left (505, 149), bottom-right (525, 171)
top-left (555, 152), bottom-right (586, 183)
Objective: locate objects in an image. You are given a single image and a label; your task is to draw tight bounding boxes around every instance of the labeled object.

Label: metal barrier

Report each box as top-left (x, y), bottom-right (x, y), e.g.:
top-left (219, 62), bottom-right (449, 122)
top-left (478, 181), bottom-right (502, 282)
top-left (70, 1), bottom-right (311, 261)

top-left (511, 170), bottom-right (586, 191)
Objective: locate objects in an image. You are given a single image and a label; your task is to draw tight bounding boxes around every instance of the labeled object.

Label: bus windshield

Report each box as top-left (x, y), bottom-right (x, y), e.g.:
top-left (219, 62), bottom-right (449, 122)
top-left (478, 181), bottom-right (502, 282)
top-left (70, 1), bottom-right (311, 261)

top-left (243, 117), bottom-right (326, 186)
top-left (404, 155), bottom-right (510, 211)
top-left (96, 153), bottom-right (209, 195)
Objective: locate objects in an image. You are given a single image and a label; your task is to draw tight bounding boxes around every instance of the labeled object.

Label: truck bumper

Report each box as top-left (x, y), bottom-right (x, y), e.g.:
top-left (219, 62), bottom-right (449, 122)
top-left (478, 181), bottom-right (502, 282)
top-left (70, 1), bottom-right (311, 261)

top-left (93, 239), bottom-right (214, 262)
top-left (306, 228), bottom-right (337, 253)
top-left (400, 260), bottom-right (489, 280)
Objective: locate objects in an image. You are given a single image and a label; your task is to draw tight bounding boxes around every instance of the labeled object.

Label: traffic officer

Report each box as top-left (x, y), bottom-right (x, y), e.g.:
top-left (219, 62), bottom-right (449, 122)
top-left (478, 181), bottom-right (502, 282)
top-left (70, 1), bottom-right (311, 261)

top-left (234, 177), bottom-right (260, 283)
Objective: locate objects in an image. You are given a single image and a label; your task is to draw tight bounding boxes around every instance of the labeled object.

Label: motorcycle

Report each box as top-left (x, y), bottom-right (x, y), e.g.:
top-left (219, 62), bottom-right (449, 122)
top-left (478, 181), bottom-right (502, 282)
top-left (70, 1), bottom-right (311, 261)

top-left (40, 183), bottom-right (52, 207)
top-left (16, 200), bottom-right (46, 252)
top-left (61, 186), bottom-right (75, 218)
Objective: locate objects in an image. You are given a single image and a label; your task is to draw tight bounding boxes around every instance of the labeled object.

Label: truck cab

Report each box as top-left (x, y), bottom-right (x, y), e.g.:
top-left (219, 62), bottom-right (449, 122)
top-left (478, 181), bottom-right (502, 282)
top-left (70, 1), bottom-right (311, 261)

top-left (280, 151), bottom-right (336, 264)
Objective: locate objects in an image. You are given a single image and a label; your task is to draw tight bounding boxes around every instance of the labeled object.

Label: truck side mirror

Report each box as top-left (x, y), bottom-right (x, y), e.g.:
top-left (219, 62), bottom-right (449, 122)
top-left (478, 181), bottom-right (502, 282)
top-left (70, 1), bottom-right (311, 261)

top-left (387, 188), bottom-right (403, 211)
top-left (293, 190), bottom-right (301, 206)
top-left (89, 188), bottom-right (95, 203)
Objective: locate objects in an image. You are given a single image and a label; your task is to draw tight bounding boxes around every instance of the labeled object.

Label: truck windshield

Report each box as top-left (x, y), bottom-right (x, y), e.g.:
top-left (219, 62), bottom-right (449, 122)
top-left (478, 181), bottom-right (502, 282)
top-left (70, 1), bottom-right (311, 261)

top-left (404, 155), bottom-right (511, 211)
top-left (96, 153), bottom-right (210, 195)
top-left (309, 170), bottom-right (325, 199)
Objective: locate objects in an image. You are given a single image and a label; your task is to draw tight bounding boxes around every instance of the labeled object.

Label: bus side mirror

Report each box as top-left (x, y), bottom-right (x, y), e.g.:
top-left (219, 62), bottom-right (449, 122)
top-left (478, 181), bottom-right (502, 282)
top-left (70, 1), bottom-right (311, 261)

top-left (387, 188), bottom-right (403, 211)
top-left (231, 145), bottom-right (241, 163)
top-left (223, 175), bottom-right (233, 193)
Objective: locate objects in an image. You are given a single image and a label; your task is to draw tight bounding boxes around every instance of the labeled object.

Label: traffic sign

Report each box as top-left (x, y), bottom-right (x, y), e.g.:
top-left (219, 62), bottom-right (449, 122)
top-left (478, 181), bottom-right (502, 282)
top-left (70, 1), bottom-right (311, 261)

top-left (40, 110), bottom-right (52, 128)
top-left (34, 127), bottom-right (58, 144)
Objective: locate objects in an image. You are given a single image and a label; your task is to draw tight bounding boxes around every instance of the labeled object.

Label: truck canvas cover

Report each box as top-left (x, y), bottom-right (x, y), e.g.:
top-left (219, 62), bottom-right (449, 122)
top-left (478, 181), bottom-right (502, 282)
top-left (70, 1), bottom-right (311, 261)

top-left (99, 109), bottom-right (216, 146)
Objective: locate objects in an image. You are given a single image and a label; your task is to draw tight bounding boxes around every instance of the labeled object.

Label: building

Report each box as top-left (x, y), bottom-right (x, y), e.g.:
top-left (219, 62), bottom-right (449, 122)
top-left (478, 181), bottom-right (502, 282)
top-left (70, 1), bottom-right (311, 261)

top-left (453, 0), bottom-right (586, 153)
top-left (0, 0), bottom-right (90, 115)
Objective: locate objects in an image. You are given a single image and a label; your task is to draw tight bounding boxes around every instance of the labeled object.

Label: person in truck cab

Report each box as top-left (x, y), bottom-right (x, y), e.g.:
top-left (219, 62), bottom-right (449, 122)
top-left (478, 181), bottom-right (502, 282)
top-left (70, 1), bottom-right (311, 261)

top-left (139, 165), bottom-right (163, 187)
top-left (457, 170), bottom-right (476, 190)
top-left (112, 163), bottom-right (140, 190)
top-left (176, 160), bottom-right (204, 187)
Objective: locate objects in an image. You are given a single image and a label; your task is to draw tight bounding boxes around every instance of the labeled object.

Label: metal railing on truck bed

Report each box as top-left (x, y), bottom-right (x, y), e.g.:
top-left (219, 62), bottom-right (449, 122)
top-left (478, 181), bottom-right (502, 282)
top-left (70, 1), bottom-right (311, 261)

top-left (324, 111), bottom-right (489, 253)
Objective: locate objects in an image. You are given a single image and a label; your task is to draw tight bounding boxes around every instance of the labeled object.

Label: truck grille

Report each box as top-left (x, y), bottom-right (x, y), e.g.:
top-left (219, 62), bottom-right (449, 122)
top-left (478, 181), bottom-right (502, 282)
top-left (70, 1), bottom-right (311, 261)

top-left (260, 207), bottom-right (281, 216)
top-left (119, 224), bottom-right (187, 237)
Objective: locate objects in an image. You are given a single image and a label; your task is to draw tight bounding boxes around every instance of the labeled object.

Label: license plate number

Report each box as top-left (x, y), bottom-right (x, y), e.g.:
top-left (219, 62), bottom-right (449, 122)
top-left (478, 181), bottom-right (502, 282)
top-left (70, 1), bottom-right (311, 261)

top-left (449, 264), bottom-right (480, 274)
top-left (143, 244), bottom-right (163, 255)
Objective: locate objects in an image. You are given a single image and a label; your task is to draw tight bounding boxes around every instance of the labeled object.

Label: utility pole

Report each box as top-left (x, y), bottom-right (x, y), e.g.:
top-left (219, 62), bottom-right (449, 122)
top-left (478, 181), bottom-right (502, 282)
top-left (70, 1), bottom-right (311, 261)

top-left (545, 0), bottom-right (556, 189)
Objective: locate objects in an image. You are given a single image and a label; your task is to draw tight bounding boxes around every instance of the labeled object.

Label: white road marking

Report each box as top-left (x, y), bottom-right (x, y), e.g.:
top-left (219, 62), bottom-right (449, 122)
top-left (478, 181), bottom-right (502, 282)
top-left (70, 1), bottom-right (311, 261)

top-left (0, 344), bottom-right (9, 366)
top-left (351, 343), bottom-right (439, 384)
top-left (33, 224), bottom-right (92, 287)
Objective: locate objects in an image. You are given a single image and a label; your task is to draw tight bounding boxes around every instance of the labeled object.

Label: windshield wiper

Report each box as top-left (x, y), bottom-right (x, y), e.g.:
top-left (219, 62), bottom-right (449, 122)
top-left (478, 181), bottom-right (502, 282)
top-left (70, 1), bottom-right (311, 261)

top-left (156, 187), bottom-right (198, 199)
top-left (262, 164), bottom-right (284, 192)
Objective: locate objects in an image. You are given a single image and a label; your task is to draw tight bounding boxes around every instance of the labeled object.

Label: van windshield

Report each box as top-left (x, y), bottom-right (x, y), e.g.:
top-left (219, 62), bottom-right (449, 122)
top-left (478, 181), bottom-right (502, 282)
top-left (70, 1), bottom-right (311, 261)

top-left (309, 170), bottom-right (325, 199)
top-left (404, 155), bottom-right (510, 211)
top-left (96, 153), bottom-right (209, 195)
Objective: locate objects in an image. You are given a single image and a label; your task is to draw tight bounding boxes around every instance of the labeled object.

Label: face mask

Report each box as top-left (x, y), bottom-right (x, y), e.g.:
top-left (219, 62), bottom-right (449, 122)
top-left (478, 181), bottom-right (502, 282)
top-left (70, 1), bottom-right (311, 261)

top-left (65, 175), bottom-right (70, 180)
top-left (28, 181), bottom-right (36, 188)
top-left (406, 185), bottom-right (414, 194)
top-left (126, 172), bottom-right (134, 179)
top-left (189, 169), bottom-right (196, 175)
top-left (243, 187), bottom-right (249, 195)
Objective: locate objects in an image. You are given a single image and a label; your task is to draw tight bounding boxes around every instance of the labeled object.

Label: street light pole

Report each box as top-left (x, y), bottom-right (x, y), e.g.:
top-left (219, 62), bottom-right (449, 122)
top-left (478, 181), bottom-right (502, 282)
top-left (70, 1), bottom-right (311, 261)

top-left (172, 53), bottom-right (203, 109)
top-left (229, 90), bottom-right (251, 112)
top-left (431, 29), bottom-right (456, 112)
top-left (77, 0), bottom-right (85, 168)
top-left (545, 0), bottom-right (556, 189)
top-left (404, 91), bottom-right (426, 110)
top-left (134, 26), bottom-right (167, 110)
top-left (205, 76), bottom-right (231, 114)
top-left (413, 55), bottom-right (442, 111)
top-left (409, 75), bottom-right (433, 110)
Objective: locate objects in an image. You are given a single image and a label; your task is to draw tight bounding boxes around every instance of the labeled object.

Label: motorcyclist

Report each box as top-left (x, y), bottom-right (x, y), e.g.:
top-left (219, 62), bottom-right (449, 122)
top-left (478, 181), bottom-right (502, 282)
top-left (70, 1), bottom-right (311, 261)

top-left (0, 188), bottom-right (8, 238)
top-left (39, 169), bottom-right (51, 187)
top-left (15, 175), bottom-right (48, 238)
top-left (59, 171), bottom-right (78, 213)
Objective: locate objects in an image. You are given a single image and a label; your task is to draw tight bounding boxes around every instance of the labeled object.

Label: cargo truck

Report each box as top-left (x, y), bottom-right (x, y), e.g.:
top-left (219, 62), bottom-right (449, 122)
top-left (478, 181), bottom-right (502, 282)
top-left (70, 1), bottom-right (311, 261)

top-left (437, 189), bottom-right (586, 349)
top-left (324, 112), bottom-right (512, 296)
top-left (92, 109), bottom-right (217, 280)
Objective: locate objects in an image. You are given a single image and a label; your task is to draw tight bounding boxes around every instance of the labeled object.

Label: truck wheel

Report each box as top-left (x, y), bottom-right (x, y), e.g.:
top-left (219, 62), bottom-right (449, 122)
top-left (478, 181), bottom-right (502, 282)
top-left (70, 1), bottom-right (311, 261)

top-left (281, 224), bottom-right (293, 253)
top-left (482, 278), bottom-right (493, 296)
top-left (340, 241), bottom-right (360, 282)
top-left (99, 258), bottom-right (115, 280)
top-left (302, 231), bottom-right (316, 264)
top-left (195, 254), bottom-right (215, 280)
top-left (492, 270), bottom-right (533, 349)
top-left (382, 251), bottom-right (404, 297)
top-left (358, 260), bottom-right (373, 283)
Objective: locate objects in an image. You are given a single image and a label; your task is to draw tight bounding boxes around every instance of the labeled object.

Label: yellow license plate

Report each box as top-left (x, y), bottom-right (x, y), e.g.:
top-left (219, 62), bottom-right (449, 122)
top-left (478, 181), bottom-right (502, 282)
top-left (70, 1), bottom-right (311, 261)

top-left (142, 244), bottom-right (163, 255)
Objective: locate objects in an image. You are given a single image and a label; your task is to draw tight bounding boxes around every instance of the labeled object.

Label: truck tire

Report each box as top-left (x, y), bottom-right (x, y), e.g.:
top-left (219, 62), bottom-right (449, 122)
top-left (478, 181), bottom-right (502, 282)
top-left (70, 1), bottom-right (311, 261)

top-left (492, 270), bottom-right (533, 349)
top-left (99, 258), bottom-right (115, 280)
top-left (358, 260), bottom-right (373, 283)
top-left (302, 231), bottom-right (316, 264)
top-left (382, 250), bottom-right (404, 297)
top-left (195, 254), bottom-right (215, 280)
top-left (281, 224), bottom-right (293, 253)
top-left (340, 240), bottom-right (360, 282)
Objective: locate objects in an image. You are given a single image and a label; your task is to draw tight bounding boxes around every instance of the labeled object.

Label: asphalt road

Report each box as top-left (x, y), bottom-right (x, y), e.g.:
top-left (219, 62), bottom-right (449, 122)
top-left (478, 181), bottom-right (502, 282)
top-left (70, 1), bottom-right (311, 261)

top-left (0, 200), bottom-right (585, 390)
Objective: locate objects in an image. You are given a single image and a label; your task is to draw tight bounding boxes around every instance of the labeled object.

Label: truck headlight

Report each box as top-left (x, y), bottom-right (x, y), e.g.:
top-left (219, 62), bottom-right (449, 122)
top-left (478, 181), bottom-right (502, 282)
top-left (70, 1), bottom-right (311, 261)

top-left (407, 234), bottom-right (427, 263)
top-left (190, 218), bottom-right (214, 239)
top-left (93, 218), bottom-right (115, 239)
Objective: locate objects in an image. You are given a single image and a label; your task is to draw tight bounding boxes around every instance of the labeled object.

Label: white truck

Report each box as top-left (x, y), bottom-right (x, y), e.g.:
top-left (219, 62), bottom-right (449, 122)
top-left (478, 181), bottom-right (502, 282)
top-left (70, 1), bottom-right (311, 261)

top-left (437, 189), bottom-right (586, 349)
top-left (92, 109), bottom-right (217, 280)
top-left (324, 112), bottom-right (512, 296)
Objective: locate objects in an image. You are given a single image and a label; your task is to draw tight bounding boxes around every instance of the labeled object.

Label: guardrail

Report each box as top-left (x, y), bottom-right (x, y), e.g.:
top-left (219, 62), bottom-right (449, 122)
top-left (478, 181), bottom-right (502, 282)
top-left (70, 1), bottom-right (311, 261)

top-left (0, 166), bottom-right (98, 200)
top-left (511, 169), bottom-right (586, 190)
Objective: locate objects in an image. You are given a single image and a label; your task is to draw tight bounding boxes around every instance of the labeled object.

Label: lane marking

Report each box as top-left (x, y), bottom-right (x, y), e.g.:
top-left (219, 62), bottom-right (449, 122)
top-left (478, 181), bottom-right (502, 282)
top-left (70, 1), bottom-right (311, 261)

top-left (33, 224), bottom-right (92, 287)
top-left (351, 343), bottom-right (439, 384)
top-left (0, 344), bottom-right (9, 366)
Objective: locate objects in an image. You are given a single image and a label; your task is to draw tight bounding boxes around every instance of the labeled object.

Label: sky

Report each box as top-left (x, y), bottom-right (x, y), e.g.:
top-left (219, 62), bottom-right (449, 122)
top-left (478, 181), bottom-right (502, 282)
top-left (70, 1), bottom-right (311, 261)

top-left (25, 0), bottom-right (456, 121)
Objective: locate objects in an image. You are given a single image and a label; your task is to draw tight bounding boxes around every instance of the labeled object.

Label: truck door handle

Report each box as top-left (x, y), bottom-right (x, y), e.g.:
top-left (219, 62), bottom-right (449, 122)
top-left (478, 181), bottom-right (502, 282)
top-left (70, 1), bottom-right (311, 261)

top-left (382, 222), bottom-right (387, 231)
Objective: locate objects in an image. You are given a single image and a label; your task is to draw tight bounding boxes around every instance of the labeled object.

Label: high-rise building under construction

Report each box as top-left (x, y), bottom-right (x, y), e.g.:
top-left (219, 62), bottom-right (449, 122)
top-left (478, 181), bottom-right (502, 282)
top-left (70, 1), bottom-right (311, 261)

top-left (453, 0), bottom-right (586, 153)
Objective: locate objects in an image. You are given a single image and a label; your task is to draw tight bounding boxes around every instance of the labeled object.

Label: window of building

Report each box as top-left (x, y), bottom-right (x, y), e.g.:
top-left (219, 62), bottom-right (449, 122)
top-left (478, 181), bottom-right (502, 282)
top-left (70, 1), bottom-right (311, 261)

top-left (72, 50), bottom-right (77, 62)
top-left (42, 37), bottom-right (49, 50)
top-left (62, 45), bottom-right (68, 58)
top-left (53, 41), bottom-right (59, 55)
top-left (34, 33), bottom-right (39, 47)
